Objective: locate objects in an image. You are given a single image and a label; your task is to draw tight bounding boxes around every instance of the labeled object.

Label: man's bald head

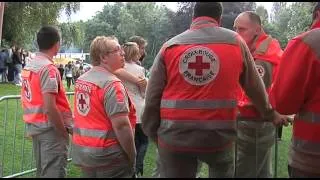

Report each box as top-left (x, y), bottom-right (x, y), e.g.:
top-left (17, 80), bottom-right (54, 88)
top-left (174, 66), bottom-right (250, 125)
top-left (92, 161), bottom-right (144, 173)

top-left (234, 11), bottom-right (263, 47)
top-left (235, 11), bottom-right (262, 27)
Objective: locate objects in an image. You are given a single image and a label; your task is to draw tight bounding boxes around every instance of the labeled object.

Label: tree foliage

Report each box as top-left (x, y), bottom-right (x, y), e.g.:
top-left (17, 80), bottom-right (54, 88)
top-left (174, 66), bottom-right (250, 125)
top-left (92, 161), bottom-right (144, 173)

top-left (3, 2), bottom-right (317, 69)
top-left (264, 2), bottom-right (314, 49)
top-left (2, 2), bottom-right (80, 50)
top-left (221, 2), bottom-right (256, 30)
top-left (82, 2), bottom-right (175, 69)
top-left (256, 5), bottom-right (268, 25)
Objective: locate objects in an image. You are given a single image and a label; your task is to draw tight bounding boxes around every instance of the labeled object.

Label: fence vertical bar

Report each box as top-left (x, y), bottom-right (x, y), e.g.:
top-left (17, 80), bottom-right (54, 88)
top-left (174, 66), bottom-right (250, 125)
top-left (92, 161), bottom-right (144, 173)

top-left (274, 127), bottom-right (278, 178)
top-left (20, 123), bottom-right (26, 172)
top-left (1, 100), bottom-right (8, 177)
top-left (11, 99), bottom-right (19, 174)
top-left (30, 142), bottom-right (34, 175)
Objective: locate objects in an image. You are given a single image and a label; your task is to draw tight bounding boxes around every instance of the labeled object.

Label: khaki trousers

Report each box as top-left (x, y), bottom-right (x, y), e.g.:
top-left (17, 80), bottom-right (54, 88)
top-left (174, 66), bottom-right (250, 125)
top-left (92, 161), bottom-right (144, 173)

top-left (235, 120), bottom-right (275, 178)
top-left (32, 128), bottom-right (69, 178)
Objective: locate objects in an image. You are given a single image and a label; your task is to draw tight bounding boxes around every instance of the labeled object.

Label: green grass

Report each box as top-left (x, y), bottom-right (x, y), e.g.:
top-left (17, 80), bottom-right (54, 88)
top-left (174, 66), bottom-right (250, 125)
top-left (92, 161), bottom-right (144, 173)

top-left (0, 82), bottom-right (292, 178)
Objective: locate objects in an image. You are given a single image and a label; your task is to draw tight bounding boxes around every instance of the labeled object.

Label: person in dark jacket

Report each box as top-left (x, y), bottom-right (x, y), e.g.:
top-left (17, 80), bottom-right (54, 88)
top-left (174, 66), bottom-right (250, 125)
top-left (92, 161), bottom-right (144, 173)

top-left (58, 64), bottom-right (64, 81)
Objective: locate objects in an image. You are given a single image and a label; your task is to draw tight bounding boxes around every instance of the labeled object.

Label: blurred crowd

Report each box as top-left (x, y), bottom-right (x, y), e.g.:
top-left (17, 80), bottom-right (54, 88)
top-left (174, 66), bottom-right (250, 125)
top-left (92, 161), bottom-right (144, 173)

top-left (0, 45), bottom-right (32, 86)
top-left (56, 61), bottom-right (91, 90)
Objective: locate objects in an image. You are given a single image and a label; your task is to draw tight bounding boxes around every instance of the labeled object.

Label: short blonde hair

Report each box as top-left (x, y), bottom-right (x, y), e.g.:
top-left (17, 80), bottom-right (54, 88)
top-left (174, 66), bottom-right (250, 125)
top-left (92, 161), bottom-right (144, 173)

top-left (122, 42), bottom-right (140, 62)
top-left (90, 36), bottom-right (118, 66)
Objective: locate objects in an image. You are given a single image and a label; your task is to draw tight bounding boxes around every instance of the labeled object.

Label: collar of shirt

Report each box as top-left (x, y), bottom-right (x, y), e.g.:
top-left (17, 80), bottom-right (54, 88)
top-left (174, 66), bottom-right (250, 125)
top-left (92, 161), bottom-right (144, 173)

top-left (252, 32), bottom-right (269, 54)
top-left (35, 52), bottom-right (54, 64)
top-left (190, 16), bottom-right (219, 30)
top-left (92, 65), bottom-right (114, 75)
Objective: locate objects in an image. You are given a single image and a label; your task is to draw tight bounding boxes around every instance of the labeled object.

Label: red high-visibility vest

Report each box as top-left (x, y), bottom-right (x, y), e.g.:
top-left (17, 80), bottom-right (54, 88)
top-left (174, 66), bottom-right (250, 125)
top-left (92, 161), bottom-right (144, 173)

top-left (21, 54), bottom-right (72, 135)
top-left (238, 34), bottom-right (282, 118)
top-left (72, 67), bottom-right (136, 167)
top-left (157, 16), bottom-right (244, 152)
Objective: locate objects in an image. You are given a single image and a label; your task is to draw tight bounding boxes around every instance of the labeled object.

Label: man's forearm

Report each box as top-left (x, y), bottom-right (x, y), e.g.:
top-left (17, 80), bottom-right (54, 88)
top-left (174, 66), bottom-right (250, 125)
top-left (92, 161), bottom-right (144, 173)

top-left (113, 124), bottom-right (136, 164)
top-left (239, 42), bottom-right (274, 120)
top-left (46, 106), bottom-right (68, 136)
top-left (114, 68), bottom-right (141, 84)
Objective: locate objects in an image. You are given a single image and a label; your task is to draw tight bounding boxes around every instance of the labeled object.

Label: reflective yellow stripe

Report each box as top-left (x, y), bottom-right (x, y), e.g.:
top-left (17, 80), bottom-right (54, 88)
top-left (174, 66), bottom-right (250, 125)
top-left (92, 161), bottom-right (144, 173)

top-left (296, 112), bottom-right (320, 123)
top-left (73, 127), bottom-right (117, 139)
top-left (161, 99), bottom-right (236, 109)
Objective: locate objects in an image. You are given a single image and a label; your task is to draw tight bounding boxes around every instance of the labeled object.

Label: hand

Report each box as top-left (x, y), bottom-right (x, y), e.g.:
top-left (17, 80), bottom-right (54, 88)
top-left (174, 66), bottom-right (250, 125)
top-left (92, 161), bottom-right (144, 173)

top-left (286, 115), bottom-right (294, 125)
top-left (272, 111), bottom-right (291, 127)
top-left (137, 78), bottom-right (147, 90)
top-left (66, 127), bottom-right (73, 135)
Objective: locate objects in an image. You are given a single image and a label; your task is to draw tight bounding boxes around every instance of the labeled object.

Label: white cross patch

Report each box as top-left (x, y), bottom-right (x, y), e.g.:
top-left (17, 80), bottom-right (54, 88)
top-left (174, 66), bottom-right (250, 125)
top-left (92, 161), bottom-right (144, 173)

top-left (179, 46), bottom-right (220, 86)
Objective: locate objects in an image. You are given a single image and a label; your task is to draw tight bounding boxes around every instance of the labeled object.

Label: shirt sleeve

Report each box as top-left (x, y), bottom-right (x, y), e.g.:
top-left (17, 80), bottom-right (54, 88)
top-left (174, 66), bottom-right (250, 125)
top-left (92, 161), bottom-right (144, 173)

top-left (104, 81), bottom-right (130, 119)
top-left (270, 38), bottom-right (315, 114)
top-left (141, 46), bottom-right (167, 140)
top-left (40, 66), bottom-right (60, 94)
top-left (238, 37), bottom-right (274, 119)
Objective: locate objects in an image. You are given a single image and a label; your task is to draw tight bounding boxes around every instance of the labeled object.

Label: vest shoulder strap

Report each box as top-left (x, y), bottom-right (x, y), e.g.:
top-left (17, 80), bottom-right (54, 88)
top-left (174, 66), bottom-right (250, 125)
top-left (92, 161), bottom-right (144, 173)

top-left (79, 69), bottom-right (120, 89)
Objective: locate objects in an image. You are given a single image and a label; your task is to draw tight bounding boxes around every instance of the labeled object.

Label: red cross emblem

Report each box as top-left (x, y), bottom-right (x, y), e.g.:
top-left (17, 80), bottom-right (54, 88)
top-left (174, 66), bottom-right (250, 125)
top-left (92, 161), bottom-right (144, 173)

top-left (79, 94), bottom-right (86, 109)
top-left (188, 56), bottom-right (210, 76)
top-left (77, 92), bottom-right (90, 116)
top-left (179, 46), bottom-right (220, 86)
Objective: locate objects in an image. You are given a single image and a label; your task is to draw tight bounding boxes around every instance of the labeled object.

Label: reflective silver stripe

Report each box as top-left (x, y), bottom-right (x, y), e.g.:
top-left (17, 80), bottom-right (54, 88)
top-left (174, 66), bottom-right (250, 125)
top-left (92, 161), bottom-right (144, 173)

top-left (73, 127), bottom-right (117, 139)
top-left (161, 99), bottom-right (236, 109)
top-left (292, 138), bottom-right (320, 155)
top-left (296, 112), bottom-right (320, 123)
top-left (23, 107), bottom-right (44, 114)
top-left (255, 36), bottom-right (272, 54)
top-left (161, 119), bottom-right (236, 129)
top-left (72, 143), bottom-right (128, 167)
top-left (25, 122), bottom-right (53, 136)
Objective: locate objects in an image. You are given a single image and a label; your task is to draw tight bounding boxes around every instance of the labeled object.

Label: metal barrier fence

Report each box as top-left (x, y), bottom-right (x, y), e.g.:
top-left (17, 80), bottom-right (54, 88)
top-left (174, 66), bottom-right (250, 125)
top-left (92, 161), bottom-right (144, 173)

top-left (0, 92), bottom-right (74, 178)
top-left (0, 92), bottom-right (282, 178)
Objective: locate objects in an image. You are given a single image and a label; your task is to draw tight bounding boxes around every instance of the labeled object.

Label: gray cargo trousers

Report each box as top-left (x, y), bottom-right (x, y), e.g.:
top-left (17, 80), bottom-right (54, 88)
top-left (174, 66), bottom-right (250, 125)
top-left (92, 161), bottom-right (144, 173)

top-left (32, 128), bottom-right (69, 178)
top-left (235, 120), bottom-right (275, 178)
top-left (152, 147), bottom-right (203, 178)
top-left (157, 144), bottom-right (235, 178)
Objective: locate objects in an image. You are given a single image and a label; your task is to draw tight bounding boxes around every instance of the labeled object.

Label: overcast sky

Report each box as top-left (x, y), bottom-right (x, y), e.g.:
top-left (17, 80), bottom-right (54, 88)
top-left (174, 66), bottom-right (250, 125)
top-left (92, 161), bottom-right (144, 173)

top-left (58, 2), bottom-right (273, 23)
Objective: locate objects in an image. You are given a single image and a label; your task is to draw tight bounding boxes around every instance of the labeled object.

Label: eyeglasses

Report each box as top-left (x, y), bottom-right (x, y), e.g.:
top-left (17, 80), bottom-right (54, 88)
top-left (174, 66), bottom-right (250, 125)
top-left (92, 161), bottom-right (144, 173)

top-left (107, 46), bottom-right (123, 55)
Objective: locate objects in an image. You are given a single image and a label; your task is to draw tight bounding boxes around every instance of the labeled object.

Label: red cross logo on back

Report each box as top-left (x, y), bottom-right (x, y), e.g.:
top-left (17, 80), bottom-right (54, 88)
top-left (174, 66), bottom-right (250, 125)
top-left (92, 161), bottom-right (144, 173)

top-left (188, 56), bottom-right (210, 76)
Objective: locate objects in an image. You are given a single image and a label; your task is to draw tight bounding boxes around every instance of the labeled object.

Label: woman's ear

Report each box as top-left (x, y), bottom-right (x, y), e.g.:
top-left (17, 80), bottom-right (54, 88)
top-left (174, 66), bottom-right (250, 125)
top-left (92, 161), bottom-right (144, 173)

top-left (100, 55), bottom-right (106, 64)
